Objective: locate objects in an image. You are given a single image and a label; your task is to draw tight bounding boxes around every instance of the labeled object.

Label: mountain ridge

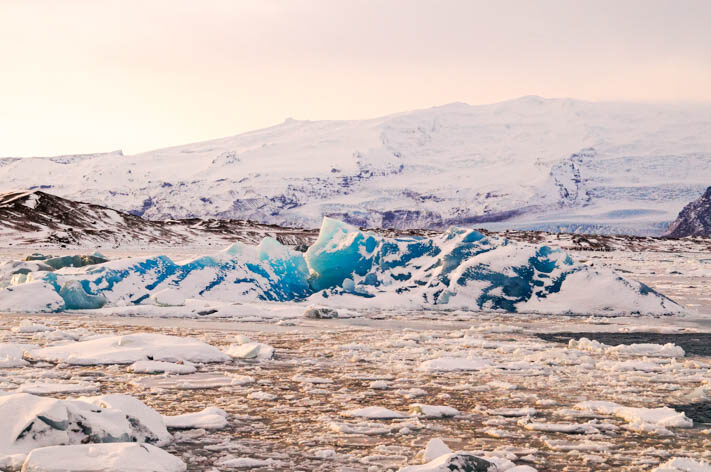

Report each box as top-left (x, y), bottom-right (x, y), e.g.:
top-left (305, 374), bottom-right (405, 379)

top-left (2, 97), bottom-right (710, 235)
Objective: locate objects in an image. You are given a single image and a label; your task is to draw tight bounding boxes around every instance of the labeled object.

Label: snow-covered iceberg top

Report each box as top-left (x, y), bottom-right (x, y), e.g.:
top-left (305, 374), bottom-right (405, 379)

top-left (0, 218), bottom-right (682, 316)
top-left (0, 392), bottom-right (173, 459)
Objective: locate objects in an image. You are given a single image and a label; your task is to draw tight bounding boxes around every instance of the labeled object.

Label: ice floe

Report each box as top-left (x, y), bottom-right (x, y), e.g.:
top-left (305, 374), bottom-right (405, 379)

top-left (163, 407), bottom-right (228, 430)
top-left (29, 333), bottom-right (229, 365)
top-left (343, 406), bottom-right (406, 419)
top-left (568, 337), bottom-right (685, 358)
top-left (653, 458), bottom-right (711, 472)
top-left (11, 320), bottom-right (52, 333)
top-left (575, 401), bottom-right (693, 435)
top-left (0, 343), bottom-right (32, 368)
top-left (20, 443), bottom-right (186, 472)
top-left (128, 360), bottom-right (197, 375)
top-left (214, 456), bottom-right (284, 469)
top-left (409, 404), bottom-right (460, 418)
top-left (16, 381), bottom-right (99, 395)
top-left (419, 356), bottom-right (491, 372)
top-left (544, 439), bottom-right (614, 452)
top-left (224, 335), bottom-right (275, 360)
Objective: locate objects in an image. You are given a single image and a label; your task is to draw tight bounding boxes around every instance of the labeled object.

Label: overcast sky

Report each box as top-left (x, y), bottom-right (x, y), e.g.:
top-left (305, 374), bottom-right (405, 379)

top-left (2, 0), bottom-right (710, 157)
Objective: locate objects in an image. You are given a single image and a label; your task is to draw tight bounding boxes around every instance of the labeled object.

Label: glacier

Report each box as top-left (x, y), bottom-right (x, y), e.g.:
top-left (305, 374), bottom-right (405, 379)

top-left (0, 218), bottom-right (681, 315)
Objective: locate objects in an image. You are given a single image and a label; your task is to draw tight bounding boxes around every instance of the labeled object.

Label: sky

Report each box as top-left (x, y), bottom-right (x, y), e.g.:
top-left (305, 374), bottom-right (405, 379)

top-left (1, 0), bottom-right (710, 157)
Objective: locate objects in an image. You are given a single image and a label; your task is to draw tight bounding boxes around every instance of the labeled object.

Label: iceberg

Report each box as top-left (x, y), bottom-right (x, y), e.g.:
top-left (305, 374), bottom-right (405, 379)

top-left (20, 443), bottom-right (186, 472)
top-left (0, 218), bottom-right (682, 315)
top-left (0, 393), bottom-right (172, 459)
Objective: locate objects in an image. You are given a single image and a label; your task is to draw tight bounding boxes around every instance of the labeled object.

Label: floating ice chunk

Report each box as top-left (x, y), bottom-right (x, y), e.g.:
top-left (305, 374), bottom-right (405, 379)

top-left (423, 438), bottom-right (452, 462)
top-left (129, 360), bottom-right (197, 375)
top-left (328, 421), bottom-right (394, 435)
top-left (596, 359), bottom-right (664, 372)
top-left (0, 343), bottom-right (33, 368)
top-left (569, 338), bottom-right (685, 358)
top-left (229, 374), bottom-right (256, 385)
top-left (83, 394), bottom-right (173, 446)
top-left (292, 374), bottom-right (333, 384)
top-left (304, 305), bottom-right (339, 319)
top-left (575, 401), bottom-right (693, 432)
top-left (0, 393), bottom-right (172, 458)
top-left (342, 406), bottom-right (406, 419)
top-left (215, 456), bottom-right (283, 469)
top-left (409, 404), bottom-right (460, 418)
top-left (488, 407), bottom-right (537, 418)
top-left (573, 400), bottom-right (619, 415)
top-left (12, 319), bottom-right (53, 333)
top-left (544, 439), bottom-right (614, 452)
top-left (399, 452), bottom-right (496, 472)
top-left (163, 407), bottom-right (228, 430)
top-left (30, 333), bottom-right (230, 365)
top-left (21, 443), bottom-right (186, 472)
top-left (684, 386), bottom-right (711, 403)
top-left (247, 391), bottom-right (277, 401)
top-left (470, 323), bottom-right (525, 334)
top-left (0, 393), bottom-right (70, 456)
top-left (519, 420), bottom-right (600, 434)
top-left (567, 338), bottom-right (609, 354)
top-left (615, 407), bottom-right (693, 429)
top-left (225, 336), bottom-right (275, 360)
top-left (370, 380), bottom-right (390, 389)
top-left (419, 357), bottom-right (491, 372)
top-left (132, 372), bottom-right (244, 390)
top-left (0, 454), bottom-right (25, 471)
top-left (487, 381), bottom-right (518, 390)
top-left (652, 458), bottom-right (711, 472)
top-left (622, 342), bottom-right (685, 358)
top-left (16, 382), bottom-right (99, 395)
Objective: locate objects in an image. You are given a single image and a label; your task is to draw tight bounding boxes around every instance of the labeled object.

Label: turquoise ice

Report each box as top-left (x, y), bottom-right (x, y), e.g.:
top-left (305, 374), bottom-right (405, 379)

top-left (0, 217), bottom-right (679, 314)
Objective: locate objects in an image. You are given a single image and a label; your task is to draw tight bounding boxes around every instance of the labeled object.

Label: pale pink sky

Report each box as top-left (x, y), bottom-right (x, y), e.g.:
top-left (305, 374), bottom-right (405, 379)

top-left (1, 0), bottom-right (710, 157)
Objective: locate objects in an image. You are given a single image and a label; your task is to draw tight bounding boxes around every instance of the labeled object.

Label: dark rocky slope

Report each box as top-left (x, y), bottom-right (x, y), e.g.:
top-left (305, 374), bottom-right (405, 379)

top-left (0, 191), bottom-right (316, 247)
top-left (665, 186), bottom-right (711, 238)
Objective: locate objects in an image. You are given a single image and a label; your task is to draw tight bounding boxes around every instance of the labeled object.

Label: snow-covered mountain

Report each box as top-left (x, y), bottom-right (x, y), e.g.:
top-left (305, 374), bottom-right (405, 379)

top-left (2, 97), bottom-right (710, 235)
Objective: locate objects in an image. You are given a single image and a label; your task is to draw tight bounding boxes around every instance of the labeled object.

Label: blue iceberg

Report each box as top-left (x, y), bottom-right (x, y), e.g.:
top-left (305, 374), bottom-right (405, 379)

top-left (0, 218), bottom-right (682, 315)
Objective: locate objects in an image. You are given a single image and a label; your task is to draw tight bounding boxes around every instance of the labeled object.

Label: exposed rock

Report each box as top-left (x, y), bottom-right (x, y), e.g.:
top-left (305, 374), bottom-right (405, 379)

top-left (665, 187), bottom-right (711, 238)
